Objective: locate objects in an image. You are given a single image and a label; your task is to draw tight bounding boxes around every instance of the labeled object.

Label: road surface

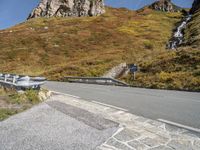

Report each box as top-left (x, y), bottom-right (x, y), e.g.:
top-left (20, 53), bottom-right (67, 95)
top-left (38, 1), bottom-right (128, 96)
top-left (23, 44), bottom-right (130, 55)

top-left (43, 81), bottom-right (200, 129)
top-left (0, 101), bottom-right (118, 150)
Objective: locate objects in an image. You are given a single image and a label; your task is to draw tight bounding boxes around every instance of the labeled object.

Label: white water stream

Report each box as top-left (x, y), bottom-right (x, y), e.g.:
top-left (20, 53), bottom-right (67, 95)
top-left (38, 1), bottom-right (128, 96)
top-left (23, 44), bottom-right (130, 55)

top-left (168, 14), bottom-right (192, 49)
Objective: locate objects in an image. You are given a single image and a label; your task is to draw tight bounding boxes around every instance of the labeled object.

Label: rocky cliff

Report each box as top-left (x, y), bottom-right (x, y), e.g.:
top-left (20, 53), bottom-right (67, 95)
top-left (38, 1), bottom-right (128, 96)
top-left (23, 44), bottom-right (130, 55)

top-left (149, 0), bottom-right (182, 12)
top-left (190, 0), bottom-right (200, 14)
top-left (184, 0), bottom-right (200, 47)
top-left (28, 0), bottom-right (105, 19)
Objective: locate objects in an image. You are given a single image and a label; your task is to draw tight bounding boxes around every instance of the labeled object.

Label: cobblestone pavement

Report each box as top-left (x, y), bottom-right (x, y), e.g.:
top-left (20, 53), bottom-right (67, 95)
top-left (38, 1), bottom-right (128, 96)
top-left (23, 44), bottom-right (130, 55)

top-left (49, 93), bottom-right (200, 150)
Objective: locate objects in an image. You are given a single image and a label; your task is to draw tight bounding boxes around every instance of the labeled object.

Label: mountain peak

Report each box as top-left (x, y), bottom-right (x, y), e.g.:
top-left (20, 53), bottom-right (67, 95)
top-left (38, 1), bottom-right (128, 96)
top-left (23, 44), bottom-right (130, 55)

top-left (148, 0), bottom-right (182, 12)
top-left (28, 0), bottom-right (105, 19)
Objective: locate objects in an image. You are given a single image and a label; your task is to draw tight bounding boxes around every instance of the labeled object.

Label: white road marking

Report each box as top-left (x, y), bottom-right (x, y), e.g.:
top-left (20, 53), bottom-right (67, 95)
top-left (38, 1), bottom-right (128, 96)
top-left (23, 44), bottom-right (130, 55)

top-left (50, 91), bottom-right (80, 99)
top-left (92, 101), bottom-right (128, 112)
top-left (158, 119), bottom-right (200, 133)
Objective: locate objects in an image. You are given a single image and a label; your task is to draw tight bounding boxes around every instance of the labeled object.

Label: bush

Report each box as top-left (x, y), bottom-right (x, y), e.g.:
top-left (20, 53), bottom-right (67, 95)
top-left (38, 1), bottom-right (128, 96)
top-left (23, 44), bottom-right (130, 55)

top-left (0, 109), bottom-right (18, 121)
top-left (25, 90), bottom-right (40, 104)
top-left (0, 87), bottom-right (42, 120)
top-left (143, 40), bottom-right (154, 50)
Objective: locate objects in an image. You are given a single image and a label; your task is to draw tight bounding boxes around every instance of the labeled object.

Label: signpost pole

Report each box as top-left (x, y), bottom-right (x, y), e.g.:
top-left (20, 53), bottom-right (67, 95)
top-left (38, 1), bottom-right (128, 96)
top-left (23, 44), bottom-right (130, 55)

top-left (134, 72), bottom-right (136, 80)
top-left (134, 64), bottom-right (136, 80)
top-left (129, 64), bottom-right (137, 80)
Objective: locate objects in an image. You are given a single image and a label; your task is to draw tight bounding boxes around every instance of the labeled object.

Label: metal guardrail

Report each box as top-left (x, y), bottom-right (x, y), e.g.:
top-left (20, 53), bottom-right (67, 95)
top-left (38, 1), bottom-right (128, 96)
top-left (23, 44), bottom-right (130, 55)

top-left (0, 73), bottom-right (46, 90)
top-left (64, 76), bottom-right (129, 86)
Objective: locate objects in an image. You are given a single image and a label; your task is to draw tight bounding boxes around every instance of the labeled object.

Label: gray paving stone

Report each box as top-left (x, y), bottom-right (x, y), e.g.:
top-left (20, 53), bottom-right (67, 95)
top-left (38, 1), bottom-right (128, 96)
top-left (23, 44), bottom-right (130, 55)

top-left (140, 137), bottom-right (159, 147)
top-left (147, 120), bottom-right (164, 127)
top-left (114, 129), bottom-right (141, 142)
top-left (193, 140), bottom-right (200, 150)
top-left (165, 124), bottom-right (186, 133)
top-left (183, 131), bottom-right (200, 139)
top-left (106, 138), bottom-right (133, 150)
top-left (140, 136), bottom-right (167, 147)
top-left (146, 126), bottom-right (163, 134)
top-left (96, 145), bottom-right (116, 150)
top-left (135, 117), bottom-right (149, 123)
top-left (128, 140), bottom-right (148, 150)
top-left (149, 145), bottom-right (173, 150)
top-left (167, 140), bottom-right (193, 150)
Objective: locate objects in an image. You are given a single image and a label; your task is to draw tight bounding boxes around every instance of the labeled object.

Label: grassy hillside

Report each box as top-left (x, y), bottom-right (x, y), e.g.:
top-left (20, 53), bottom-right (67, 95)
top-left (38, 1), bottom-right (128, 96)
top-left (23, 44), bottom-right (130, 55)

top-left (123, 47), bottom-right (200, 91)
top-left (124, 8), bottom-right (200, 91)
top-left (0, 7), bottom-right (181, 79)
top-left (0, 7), bottom-right (199, 91)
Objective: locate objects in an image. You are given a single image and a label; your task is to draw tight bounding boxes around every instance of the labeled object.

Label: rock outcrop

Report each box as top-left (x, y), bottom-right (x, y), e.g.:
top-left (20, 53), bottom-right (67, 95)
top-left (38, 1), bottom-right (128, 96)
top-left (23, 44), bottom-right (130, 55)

top-left (184, 0), bottom-right (200, 47)
top-left (190, 0), bottom-right (200, 14)
top-left (103, 63), bottom-right (127, 79)
top-left (28, 0), bottom-right (105, 19)
top-left (149, 0), bottom-right (182, 12)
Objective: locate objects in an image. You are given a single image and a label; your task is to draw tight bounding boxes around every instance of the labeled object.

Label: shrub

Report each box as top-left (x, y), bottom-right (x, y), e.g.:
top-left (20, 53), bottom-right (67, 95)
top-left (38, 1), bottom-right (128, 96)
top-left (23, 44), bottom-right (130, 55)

top-left (143, 40), bottom-right (154, 50)
top-left (25, 90), bottom-right (40, 104)
top-left (0, 88), bottom-right (41, 121)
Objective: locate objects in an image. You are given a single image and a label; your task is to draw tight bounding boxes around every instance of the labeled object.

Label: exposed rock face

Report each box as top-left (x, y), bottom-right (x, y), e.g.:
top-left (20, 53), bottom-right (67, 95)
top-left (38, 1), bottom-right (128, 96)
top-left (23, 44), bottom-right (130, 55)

top-left (190, 0), bottom-right (200, 14)
top-left (185, 0), bottom-right (200, 47)
top-left (28, 0), bottom-right (105, 19)
top-left (103, 63), bottom-right (127, 79)
top-left (149, 0), bottom-right (182, 12)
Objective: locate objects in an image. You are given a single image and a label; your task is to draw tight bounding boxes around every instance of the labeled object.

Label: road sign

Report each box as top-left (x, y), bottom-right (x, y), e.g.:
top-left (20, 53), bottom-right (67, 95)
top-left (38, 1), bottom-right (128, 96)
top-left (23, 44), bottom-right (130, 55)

top-left (129, 64), bottom-right (138, 73)
top-left (128, 64), bottom-right (138, 80)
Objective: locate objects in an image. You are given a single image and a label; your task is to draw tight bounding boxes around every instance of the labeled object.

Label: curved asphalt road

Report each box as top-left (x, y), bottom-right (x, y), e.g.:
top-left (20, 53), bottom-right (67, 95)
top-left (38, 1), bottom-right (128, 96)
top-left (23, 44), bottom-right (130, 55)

top-left (43, 81), bottom-right (200, 129)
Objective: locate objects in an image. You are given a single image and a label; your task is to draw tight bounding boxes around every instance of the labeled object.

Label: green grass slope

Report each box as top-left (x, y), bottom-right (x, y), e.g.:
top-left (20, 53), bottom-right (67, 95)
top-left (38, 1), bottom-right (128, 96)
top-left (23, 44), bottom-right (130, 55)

top-left (0, 7), bottom-right (181, 79)
top-left (123, 48), bottom-right (200, 91)
top-left (124, 8), bottom-right (200, 91)
top-left (1, 7), bottom-right (199, 91)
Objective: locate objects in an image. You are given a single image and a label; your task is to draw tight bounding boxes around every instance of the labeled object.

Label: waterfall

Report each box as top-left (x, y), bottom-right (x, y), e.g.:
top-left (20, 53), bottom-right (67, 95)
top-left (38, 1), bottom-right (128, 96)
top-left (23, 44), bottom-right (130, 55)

top-left (168, 14), bottom-right (192, 49)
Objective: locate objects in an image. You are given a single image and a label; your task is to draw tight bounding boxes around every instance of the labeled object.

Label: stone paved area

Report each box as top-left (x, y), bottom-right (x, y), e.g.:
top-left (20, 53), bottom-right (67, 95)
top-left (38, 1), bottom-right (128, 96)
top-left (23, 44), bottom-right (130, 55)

top-left (49, 93), bottom-right (200, 150)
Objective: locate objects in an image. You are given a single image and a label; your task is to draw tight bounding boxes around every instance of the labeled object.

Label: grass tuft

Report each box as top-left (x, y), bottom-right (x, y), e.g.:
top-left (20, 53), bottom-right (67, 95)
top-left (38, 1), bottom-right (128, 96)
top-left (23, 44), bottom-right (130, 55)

top-left (0, 87), bottom-right (41, 121)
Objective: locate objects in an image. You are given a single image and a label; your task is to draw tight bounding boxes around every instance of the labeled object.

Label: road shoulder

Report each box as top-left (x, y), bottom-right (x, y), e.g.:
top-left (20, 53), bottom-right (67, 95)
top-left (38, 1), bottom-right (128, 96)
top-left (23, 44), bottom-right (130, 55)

top-left (1, 92), bottom-right (200, 150)
top-left (49, 93), bottom-right (200, 150)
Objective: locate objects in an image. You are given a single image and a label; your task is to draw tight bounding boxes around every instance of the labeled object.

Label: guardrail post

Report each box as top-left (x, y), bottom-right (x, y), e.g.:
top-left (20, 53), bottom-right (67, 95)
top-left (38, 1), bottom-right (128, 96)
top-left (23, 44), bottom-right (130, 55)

top-left (4, 75), bottom-right (7, 82)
